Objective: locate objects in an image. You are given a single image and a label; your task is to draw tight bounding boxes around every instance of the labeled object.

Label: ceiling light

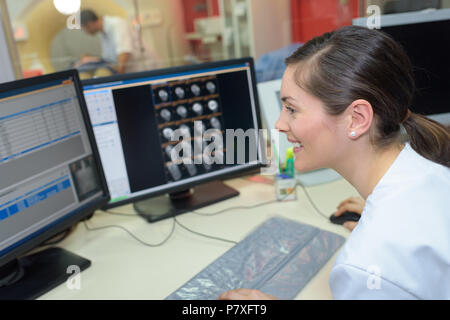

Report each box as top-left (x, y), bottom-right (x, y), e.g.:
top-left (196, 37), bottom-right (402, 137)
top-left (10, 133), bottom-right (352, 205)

top-left (53, 0), bottom-right (81, 15)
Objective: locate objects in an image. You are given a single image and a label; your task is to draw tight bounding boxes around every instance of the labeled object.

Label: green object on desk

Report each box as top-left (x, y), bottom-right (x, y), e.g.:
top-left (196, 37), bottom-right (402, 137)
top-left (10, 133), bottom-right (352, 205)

top-left (285, 147), bottom-right (294, 161)
top-left (284, 147), bottom-right (295, 177)
top-left (110, 195), bottom-right (128, 203)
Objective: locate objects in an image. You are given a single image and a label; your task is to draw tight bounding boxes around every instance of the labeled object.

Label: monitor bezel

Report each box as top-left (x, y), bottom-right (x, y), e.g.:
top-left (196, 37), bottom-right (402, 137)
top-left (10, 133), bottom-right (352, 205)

top-left (352, 7), bottom-right (450, 27)
top-left (82, 57), bottom-right (265, 209)
top-left (0, 70), bottom-right (110, 268)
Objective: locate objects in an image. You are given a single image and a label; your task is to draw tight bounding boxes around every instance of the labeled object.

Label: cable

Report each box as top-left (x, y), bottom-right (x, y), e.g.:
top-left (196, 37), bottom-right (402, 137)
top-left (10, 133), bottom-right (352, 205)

top-left (190, 177), bottom-right (292, 216)
top-left (296, 182), bottom-right (330, 220)
top-left (173, 217), bottom-right (238, 245)
top-left (96, 182), bottom-right (328, 246)
top-left (98, 209), bottom-right (238, 245)
top-left (83, 218), bottom-right (175, 248)
top-left (103, 210), bottom-right (137, 217)
top-left (39, 226), bottom-right (74, 247)
top-left (190, 198), bottom-right (281, 216)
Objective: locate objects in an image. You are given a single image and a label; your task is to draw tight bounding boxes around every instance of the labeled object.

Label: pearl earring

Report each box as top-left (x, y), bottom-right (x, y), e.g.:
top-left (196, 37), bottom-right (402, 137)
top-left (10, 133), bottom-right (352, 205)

top-left (350, 131), bottom-right (356, 137)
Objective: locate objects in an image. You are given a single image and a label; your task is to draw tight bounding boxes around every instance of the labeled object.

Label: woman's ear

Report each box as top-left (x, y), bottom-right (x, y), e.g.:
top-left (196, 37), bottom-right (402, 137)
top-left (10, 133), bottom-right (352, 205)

top-left (346, 99), bottom-right (374, 139)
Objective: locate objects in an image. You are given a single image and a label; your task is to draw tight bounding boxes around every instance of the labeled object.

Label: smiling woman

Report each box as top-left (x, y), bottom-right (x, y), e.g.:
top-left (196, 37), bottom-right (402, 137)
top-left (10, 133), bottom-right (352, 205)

top-left (282, 26), bottom-right (449, 169)
top-left (276, 65), bottom-right (341, 173)
top-left (220, 25), bottom-right (450, 300)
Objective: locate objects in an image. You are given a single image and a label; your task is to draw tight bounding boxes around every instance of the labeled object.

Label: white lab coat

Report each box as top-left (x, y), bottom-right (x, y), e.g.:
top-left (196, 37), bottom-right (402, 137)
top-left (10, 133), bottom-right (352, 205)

top-left (100, 16), bottom-right (160, 73)
top-left (329, 143), bottom-right (450, 299)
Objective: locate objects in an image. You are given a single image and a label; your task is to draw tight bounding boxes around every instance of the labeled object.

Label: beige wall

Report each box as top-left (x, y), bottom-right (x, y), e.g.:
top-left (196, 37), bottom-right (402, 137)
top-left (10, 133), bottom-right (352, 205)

top-left (100, 0), bottom-right (191, 68)
top-left (16, 0), bottom-right (127, 73)
top-left (134, 0), bottom-right (189, 67)
top-left (248, 0), bottom-right (291, 60)
top-left (11, 0), bottom-right (190, 74)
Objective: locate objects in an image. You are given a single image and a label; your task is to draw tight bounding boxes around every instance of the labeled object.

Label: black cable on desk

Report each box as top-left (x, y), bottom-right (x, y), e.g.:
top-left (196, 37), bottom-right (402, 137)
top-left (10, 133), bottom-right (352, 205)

top-left (91, 181), bottom-right (330, 247)
top-left (102, 210), bottom-right (137, 217)
top-left (83, 218), bottom-right (175, 248)
top-left (173, 217), bottom-right (238, 245)
top-left (190, 198), bottom-right (280, 216)
top-left (94, 210), bottom-right (238, 246)
top-left (190, 181), bottom-right (330, 221)
top-left (190, 177), bottom-right (291, 216)
top-left (296, 182), bottom-right (331, 220)
top-left (38, 226), bottom-right (75, 247)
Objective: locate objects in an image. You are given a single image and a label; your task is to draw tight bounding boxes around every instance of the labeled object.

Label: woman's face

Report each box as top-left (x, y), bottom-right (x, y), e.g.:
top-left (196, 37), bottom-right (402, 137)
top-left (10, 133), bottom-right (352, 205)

top-left (275, 65), bottom-right (344, 172)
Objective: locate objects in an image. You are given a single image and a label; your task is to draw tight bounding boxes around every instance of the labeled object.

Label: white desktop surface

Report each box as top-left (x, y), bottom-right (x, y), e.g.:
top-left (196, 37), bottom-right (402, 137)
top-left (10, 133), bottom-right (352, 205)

top-left (39, 176), bottom-right (359, 300)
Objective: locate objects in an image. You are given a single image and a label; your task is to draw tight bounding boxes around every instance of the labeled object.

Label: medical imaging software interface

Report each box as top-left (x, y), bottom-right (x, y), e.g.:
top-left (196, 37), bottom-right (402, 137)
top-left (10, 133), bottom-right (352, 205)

top-left (83, 63), bottom-right (260, 204)
top-left (0, 78), bottom-right (103, 255)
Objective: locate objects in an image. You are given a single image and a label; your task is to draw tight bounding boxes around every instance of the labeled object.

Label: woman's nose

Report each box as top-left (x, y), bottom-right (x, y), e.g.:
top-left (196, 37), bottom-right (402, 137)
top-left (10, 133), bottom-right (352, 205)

top-left (275, 116), bottom-right (289, 133)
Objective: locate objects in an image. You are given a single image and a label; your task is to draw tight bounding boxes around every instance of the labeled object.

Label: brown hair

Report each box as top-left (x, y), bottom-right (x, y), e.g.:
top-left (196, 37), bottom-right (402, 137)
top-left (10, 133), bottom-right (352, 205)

top-left (285, 26), bottom-right (450, 168)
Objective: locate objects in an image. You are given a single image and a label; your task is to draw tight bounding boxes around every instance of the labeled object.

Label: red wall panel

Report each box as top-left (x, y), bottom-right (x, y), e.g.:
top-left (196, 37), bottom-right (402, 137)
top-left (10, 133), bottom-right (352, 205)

top-left (181, 0), bottom-right (220, 61)
top-left (182, 0), bottom-right (220, 33)
top-left (291, 0), bottom-right (360, 43)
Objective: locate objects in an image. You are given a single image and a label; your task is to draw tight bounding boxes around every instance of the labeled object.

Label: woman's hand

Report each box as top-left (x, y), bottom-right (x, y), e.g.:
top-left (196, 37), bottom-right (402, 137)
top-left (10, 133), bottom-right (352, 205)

top-left (334, 197), bottom-right (365, 231)
top-left (219, 289), bottom-right (276, 300)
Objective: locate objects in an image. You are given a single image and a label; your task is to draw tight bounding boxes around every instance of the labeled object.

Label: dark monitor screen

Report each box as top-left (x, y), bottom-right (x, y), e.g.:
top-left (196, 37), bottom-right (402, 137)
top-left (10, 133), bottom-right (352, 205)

top-left (82, 58), bottom-right (264, 211)
top-left (353, 9), bottom-right (450, 124)
top-left (381, 19), bottom-right (450, 116)
top-left (0, 70), bottom-right (109, 298)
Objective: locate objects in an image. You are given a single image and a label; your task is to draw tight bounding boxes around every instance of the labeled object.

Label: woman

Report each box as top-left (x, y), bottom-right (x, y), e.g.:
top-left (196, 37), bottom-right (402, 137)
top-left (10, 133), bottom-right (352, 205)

top-left (220, 26), bottom-right (450, 300)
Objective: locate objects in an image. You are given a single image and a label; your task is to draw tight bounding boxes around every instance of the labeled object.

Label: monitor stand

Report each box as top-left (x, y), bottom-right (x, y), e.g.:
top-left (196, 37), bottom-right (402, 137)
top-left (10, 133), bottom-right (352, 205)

top-left (133, 180), bottom-right (240, 223)
top-left (0, 247), bottom-right (91, 299)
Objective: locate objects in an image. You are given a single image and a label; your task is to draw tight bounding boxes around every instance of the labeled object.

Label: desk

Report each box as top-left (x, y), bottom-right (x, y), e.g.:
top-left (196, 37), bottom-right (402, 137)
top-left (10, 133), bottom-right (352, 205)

top-left (40, 175), bottom-right (359, 300)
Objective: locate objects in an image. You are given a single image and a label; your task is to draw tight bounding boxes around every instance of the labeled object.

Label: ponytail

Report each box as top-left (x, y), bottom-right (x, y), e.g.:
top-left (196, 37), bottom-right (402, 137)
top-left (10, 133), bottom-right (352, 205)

top-left (403, 113), bottom-right (450, 168)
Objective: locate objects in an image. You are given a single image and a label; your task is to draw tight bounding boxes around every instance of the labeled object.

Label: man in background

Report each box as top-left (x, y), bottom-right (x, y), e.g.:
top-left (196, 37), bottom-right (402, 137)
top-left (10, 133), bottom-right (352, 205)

top-left (79, 9), bottom-right (160, 74)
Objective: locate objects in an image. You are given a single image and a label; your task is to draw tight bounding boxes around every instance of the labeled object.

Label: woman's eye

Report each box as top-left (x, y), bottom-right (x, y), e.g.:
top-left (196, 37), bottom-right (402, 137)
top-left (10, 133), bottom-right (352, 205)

top-left (284, 105), bottom-right (296, 115)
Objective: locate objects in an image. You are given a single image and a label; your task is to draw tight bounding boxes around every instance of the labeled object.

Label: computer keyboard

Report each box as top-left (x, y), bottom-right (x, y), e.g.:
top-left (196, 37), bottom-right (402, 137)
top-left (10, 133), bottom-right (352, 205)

top-left (166, 216), bottom-right (345, 300)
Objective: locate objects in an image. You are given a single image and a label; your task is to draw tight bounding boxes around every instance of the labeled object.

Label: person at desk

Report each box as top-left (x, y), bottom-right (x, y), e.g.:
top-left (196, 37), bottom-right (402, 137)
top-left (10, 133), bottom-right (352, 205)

top-left (220, 26), bottom-right (450, 300)
top-left (79, 9), bottom-right (159, 74)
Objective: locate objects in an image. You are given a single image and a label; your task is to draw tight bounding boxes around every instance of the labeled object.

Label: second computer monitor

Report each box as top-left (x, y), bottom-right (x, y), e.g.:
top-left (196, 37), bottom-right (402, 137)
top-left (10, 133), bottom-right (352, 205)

top-left (353, 8), bottom-right (450, 126)
top-left (82, 58), bottom-right (264, 213)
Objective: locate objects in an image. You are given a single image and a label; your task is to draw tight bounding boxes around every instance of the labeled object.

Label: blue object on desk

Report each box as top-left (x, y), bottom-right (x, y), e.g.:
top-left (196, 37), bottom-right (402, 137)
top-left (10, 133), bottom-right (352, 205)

top-left (166, 217), bottom-right (345, 300)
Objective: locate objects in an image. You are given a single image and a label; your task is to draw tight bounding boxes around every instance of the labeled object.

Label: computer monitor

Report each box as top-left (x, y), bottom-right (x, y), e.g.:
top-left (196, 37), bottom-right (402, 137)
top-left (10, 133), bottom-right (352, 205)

top-left (0, 70), bottom-right (109, 299)
top-left (82, 58), bottom-right (265, 222)
top-left (353, 8), bottom-right (450, 126)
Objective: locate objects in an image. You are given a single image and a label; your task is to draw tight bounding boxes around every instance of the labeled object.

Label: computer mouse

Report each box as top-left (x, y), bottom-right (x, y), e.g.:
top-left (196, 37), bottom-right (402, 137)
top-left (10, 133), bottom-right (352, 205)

top-left (329, 211), bottom-right (361, 225)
